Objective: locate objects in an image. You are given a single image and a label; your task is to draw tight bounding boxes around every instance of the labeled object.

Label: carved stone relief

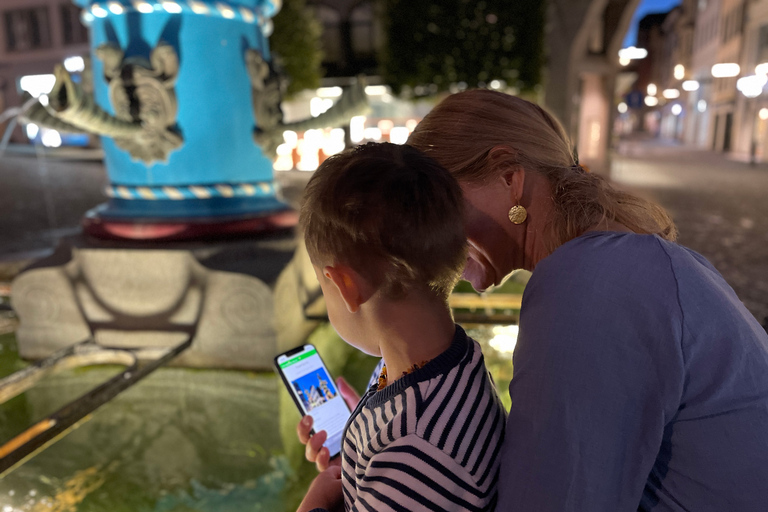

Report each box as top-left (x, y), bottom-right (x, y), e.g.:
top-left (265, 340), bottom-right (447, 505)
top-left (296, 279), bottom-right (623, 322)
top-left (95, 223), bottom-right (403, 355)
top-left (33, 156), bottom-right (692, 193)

top-left (96, 42), bottom-right (184, 164)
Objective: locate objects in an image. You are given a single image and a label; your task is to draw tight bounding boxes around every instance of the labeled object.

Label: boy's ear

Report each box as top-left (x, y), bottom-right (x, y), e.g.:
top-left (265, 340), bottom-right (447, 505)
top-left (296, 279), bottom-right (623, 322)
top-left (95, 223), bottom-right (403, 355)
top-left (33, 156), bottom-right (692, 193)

top-left (323, 265), bottom-right (369, 313)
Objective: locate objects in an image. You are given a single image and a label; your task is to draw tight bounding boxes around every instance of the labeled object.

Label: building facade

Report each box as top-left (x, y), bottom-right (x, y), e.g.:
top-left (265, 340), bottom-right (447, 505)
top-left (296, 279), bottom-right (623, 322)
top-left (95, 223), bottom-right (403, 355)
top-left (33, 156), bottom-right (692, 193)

top-left (732, 0), bottom-right (768, 161)
top-left (0, 0), bottom-right (89, 126)
top-left (688, 0), bottom-right (722, 148)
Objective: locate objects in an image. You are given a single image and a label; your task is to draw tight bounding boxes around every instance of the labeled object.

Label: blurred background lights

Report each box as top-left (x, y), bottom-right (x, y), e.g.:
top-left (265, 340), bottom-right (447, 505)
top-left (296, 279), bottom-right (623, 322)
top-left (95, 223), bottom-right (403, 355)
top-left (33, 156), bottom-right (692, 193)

top-left (674, 64), bottom-right (685, 80)
top-left (671, 104), bottom-right (683, 116)
top-left (63, 56), bottom-right (85, 73)
top-left (19, 74), bottom-right (56, 98)
top-left (662, 88), bottom-right (680, 99)
top-left (618, 46), bottom-right (648, 60)
top-left (711, 63), bottom-right (740, 78)
top-left (618, 102), bottom-right (628, 114)
top-left (757, 63), bottom-right (768, 76)
top-left (377, 119), bottom-right (394, 133)
top-left (350, 116), bottom-right (366, 144)
top-left (645, 96), bottom-right (659, 107)
top-left (310, 97), bottom-right (334, 118)
top-left (322, 128), bottom-right (346, 156)
top-left (682, 80), bottom-right (699, 92)
top-left (697, 100), bottom-right (707, 113)
top-left (488, 325), bottom-right (519, 356)
top-left (25, 123), bottom-right (39, 140)
top-left (760, 108), bottom-right (768, 121)
top-left (737, 75), bottom-right (767, 98)
top-left (363, 127), bottom-right (382, 141)
top-left (316, 87), bottom-right (343, 98)
top-left (389, 127), bottom-right (409, 145)
top-left (647, 83), bottom-right (657, 96)
top-left (41, 130), bottom-right (62, 148)
top-left (364, 85), bottom-right (388, 96)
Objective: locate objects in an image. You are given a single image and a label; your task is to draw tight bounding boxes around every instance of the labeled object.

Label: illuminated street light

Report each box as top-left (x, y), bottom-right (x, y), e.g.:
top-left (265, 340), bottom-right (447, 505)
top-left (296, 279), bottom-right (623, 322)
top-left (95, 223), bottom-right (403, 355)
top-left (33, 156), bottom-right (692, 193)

top-left (682, 80), bottom-right (700, 92)
top-left (671, 104), bottom-right (683, 116)
top-left (645, 96), bottom-right (659, 107)
top-left (662, 88), bottom-right (681, 99)
top-left (647, 83), bottom-right (657, 96)
top-left (618, 102), bottom-right (628, 114)
top-left (737, 75), bottom-right (767, 98)
top-left (711, 63), bottom-right (741, 78)
top-left (674, 64), bottom-right (685, 80)
top-left (618, 46), bottom-right (648, 60)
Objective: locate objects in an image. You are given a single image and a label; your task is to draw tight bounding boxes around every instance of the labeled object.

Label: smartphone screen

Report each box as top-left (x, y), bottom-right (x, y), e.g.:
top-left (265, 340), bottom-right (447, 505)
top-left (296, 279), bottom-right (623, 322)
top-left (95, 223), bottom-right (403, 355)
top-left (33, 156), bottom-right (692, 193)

top-left (275, 345), bottom-right (351, 458)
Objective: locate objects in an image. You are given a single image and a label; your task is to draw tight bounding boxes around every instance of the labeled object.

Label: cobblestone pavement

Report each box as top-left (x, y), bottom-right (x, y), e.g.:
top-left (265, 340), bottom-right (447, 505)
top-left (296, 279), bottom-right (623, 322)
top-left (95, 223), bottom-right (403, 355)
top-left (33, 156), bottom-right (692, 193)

top-left (612, 138), bottom-right (768, 325)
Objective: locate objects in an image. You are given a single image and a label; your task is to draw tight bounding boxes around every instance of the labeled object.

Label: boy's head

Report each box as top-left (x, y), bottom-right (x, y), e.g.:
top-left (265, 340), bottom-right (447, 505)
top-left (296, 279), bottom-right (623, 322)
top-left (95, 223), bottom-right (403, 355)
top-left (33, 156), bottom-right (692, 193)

top-left (300, 142), bottom-right (467, 302)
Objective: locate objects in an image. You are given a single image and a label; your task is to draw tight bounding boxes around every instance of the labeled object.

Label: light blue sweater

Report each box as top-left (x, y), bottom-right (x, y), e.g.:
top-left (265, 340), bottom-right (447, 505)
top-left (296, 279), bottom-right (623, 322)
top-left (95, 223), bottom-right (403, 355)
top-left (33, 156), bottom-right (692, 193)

top-left (497, 231), bottom-right (768, 511)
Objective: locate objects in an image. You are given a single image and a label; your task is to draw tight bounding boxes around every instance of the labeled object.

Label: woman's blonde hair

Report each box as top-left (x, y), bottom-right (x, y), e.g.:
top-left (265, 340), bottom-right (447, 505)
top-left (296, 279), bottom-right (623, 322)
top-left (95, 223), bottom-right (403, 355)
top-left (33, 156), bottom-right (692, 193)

top-left (408, 89), bottom-right (676, 252)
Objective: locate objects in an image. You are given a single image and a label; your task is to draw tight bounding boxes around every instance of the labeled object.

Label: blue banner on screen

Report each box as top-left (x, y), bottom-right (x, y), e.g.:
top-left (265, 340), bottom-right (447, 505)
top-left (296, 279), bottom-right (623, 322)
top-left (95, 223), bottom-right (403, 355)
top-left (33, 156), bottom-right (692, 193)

top-left (278, 347), bottom-right (350, 457)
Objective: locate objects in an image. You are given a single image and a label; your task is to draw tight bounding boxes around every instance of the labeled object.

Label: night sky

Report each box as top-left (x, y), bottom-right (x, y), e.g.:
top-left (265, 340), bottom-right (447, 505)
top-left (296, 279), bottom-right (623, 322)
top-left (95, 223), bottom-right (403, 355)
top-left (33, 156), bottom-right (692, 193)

top-left (623, 0), bottom-right (683, 47)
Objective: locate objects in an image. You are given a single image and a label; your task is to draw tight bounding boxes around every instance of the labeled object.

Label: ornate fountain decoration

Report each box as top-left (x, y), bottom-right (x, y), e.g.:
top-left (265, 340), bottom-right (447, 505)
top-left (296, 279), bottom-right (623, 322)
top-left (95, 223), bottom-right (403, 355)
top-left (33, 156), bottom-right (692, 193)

top-left (246, 49), bottom-right (286, 159)
top-left (95, 42), bottom-right (183, 164)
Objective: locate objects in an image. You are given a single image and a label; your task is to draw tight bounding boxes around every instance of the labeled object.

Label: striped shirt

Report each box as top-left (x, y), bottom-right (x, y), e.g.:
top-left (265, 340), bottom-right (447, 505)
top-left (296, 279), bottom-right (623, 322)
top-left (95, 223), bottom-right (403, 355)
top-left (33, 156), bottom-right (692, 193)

top-left (335, 325), bottom-right (506, 511)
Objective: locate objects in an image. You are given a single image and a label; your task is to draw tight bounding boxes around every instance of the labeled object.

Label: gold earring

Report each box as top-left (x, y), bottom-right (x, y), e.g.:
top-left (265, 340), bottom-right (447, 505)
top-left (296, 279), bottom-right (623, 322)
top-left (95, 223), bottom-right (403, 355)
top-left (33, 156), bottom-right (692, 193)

top-left (508, 205), bottom-right (527, 225)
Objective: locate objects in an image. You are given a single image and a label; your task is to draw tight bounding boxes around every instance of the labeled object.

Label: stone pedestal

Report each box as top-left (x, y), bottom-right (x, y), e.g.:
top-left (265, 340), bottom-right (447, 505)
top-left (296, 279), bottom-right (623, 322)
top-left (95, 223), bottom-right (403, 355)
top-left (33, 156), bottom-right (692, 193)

top-left (11, 232), bottom-right (322, 370)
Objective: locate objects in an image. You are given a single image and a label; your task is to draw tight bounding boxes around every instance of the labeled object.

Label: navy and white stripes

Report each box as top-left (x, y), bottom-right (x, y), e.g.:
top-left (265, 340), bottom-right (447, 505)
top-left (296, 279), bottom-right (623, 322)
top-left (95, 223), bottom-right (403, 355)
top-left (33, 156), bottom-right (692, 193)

top-left (341, 325), bottom-right (506, 511)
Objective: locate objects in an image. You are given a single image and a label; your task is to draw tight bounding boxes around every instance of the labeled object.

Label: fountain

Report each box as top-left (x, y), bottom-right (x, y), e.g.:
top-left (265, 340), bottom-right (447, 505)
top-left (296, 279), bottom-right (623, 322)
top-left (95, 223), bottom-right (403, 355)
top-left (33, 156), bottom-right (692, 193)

top-left (3, 0), bottom-right (367, 480)
top-left (11, 0), bottom-right (366, 371)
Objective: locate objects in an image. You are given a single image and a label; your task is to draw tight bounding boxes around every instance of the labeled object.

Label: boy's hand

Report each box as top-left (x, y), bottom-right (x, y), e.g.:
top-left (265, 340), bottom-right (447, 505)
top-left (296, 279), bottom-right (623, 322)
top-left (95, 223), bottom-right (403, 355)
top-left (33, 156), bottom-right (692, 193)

top-left (296, 377), bottom-right (361, 472)
top-left (296, 466), bottom-right (344, 512)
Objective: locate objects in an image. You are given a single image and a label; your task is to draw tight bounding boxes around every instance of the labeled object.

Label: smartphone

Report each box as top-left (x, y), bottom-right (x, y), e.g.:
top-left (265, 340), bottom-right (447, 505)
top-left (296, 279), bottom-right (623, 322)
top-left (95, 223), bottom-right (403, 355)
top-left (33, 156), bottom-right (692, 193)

top-left (274, 344), bottom-right (352, 459)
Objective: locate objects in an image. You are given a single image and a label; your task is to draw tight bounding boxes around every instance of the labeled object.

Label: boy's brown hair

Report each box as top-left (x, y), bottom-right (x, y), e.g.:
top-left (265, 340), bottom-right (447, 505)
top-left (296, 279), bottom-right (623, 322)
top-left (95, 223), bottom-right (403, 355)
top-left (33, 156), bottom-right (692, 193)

top-left (300, 142), bottom-right (467, 300)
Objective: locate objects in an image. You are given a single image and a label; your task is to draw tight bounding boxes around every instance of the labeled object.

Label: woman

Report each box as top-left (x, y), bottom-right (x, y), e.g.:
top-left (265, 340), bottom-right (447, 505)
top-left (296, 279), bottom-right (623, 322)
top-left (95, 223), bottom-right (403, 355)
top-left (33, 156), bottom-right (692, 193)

top-left (407, 89), bottom-right (768, 511)
top-left (299, 89), bottom-right (768, 511)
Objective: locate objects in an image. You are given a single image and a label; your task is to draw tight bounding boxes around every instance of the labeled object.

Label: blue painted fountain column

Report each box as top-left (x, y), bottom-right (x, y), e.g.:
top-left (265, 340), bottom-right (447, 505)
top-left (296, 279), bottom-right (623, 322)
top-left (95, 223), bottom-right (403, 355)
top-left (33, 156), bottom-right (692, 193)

top-left (74, 0), bottom-right (288, 228)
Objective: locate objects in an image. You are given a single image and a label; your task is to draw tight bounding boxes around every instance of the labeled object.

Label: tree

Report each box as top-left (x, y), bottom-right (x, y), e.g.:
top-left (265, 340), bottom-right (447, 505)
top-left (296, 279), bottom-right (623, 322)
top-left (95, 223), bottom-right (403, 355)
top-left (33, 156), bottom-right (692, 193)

top-left (381, 0), bottom-right (545, 96)
top-left (270, 0), bottom-right (324, 97)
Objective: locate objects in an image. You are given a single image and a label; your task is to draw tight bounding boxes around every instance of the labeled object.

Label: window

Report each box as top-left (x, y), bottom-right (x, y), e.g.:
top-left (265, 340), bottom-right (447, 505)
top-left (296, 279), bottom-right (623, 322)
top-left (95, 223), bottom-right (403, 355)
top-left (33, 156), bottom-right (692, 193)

top-left (61, 3), bottom-right (88, 45)
top-left (4, 6), bottom-right (52, 52)
top-left (350, 2), bottom-right (379, 57)
top-left (315, 5), bottom-right (342, 63)
top-left (758, 25), bottom-right (768, 65)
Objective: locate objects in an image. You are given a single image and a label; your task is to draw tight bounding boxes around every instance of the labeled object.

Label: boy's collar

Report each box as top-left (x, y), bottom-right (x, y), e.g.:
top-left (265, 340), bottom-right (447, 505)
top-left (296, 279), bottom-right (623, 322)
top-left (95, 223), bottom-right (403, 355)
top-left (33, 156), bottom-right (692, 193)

top-left (364, 324), bottom-right (471, 407)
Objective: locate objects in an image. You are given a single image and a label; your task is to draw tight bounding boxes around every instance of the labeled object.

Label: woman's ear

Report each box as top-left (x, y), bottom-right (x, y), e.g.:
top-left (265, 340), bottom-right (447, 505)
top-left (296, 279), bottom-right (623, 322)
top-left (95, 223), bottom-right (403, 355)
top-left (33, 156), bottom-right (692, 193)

top-left (323, 265), bottom-right (366, 313)
top-left (487, 146), bottom-right (526, 204)
top-left (501, 165), bottom-right (526, 205)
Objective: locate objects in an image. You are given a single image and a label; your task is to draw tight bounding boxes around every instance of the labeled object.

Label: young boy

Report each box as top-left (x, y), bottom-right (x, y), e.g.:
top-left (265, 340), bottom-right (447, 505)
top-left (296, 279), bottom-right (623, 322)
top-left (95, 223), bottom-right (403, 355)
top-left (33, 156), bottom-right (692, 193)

top-left (296, 142), bottom-right (506, 512)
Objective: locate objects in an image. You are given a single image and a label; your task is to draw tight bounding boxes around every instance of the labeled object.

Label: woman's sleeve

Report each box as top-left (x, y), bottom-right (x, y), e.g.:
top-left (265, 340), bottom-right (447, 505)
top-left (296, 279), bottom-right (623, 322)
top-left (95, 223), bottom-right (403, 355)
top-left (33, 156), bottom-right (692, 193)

top-left (496, 252), bottom-right (686, 511)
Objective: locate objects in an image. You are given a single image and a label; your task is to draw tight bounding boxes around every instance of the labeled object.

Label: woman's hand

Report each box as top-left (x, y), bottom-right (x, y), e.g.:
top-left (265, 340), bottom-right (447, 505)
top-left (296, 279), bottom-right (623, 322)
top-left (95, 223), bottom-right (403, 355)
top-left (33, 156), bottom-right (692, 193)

top-left (296, 465), bottom-right (344, 512)
top-left (296, 377), bottom-right (361, 472)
